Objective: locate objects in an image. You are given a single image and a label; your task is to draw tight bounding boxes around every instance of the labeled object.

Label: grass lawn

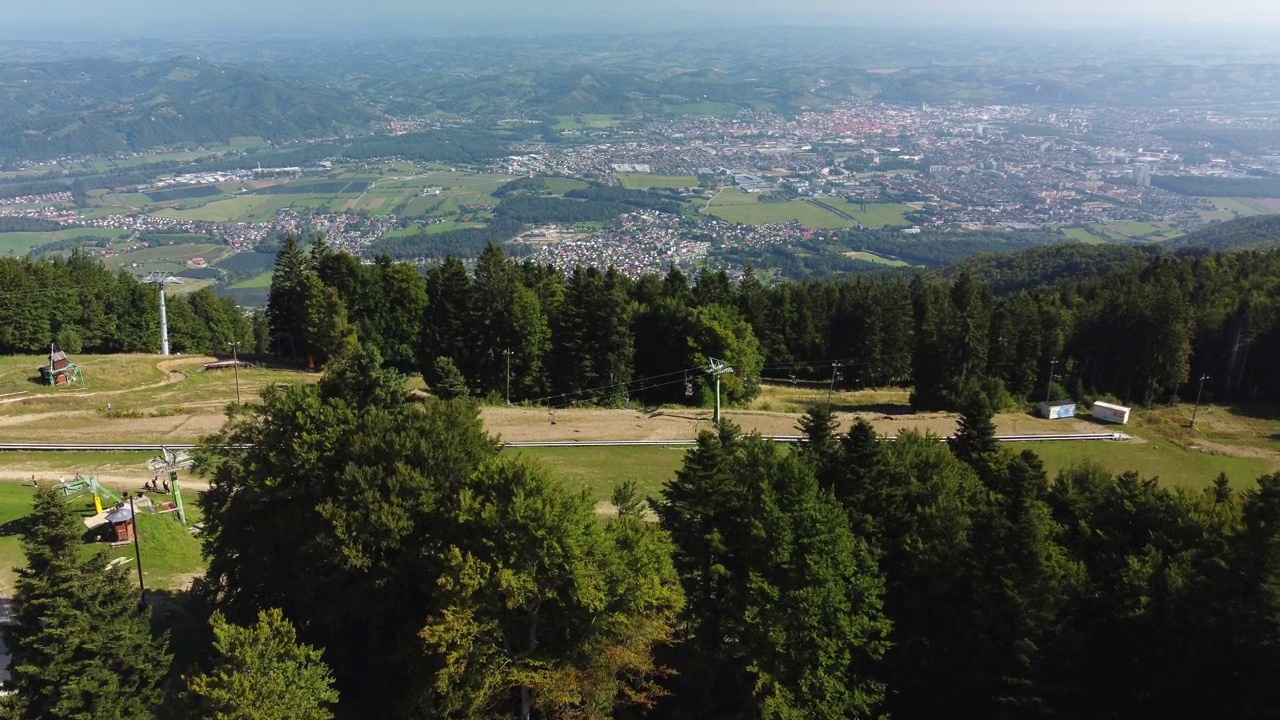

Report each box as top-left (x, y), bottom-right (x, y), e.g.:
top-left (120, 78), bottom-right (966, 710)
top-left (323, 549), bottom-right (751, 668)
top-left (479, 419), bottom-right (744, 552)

top-left (618, 174), bottom-right (699, 190)
top-left (703, 189), bottom-right (853, 228)
top-left (509, 446), bottom-right (689, 504)
top-left (1008, 440), bottom-right (1276, 491)
top-left (0, 482), bottom-right (205, 592)
top-left (834, 201), bottom-right (914, 227)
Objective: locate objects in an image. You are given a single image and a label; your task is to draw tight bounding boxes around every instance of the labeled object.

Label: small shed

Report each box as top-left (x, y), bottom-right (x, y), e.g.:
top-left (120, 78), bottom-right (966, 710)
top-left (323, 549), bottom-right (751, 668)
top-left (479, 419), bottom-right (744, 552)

top-left (105, 506), bottom-right (135, 543)
top-left (1040, 401), bottom-right (1077, 420)
top-left (1092, 401), bottom-right (1131, 425)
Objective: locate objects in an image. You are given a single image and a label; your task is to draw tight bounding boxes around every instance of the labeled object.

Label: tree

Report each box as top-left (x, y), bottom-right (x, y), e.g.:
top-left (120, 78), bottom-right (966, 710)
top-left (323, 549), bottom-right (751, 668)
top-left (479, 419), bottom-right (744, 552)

top-left (267, 235), bottom-right (311, 359)
top-left (951, 388), bottom-right (998, 462)
top-left (8, 486), bottom-right (170, 720)
top-left (301, 274), bottom-right (357, 365)
top-left (418, 256), bottom-right (474, 385)
top-left (431, 357), bottom-right (469, 400)
top-left (418, 456), bottom-right (683, 719)
top-left (185, 609), bottom-right (339, 720)
top-left (656, 429), bottom-right (891, 719)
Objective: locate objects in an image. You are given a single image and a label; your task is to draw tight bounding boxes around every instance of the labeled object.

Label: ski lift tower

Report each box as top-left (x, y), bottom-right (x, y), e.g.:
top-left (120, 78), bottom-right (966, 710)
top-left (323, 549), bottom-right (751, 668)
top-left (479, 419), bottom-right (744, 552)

top-left (143, 273), bottom-right (185, 356)
top-left (707, 358), bottom-right (734, 426)
top-left (147, 447), bottom-right (193, 525)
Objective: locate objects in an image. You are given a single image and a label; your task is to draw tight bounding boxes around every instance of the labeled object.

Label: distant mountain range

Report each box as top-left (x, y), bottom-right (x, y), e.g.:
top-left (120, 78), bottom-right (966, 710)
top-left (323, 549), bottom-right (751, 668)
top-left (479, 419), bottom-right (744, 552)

top-left (0, 57), bottom-right (375, 162)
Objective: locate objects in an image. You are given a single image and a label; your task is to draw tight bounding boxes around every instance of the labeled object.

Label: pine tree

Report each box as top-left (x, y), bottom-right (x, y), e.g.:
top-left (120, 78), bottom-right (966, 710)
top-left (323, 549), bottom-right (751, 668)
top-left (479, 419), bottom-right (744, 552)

top-left (185, 609), bottom-right (339, 720)
top-left (430, 357), bottom-right (469, 400)
top-left (8, 486), bottom-right (170, 720)
top-left (266, 235), bottom-right (311, 359)
top-left (951, 388), bottom-right (999, 462)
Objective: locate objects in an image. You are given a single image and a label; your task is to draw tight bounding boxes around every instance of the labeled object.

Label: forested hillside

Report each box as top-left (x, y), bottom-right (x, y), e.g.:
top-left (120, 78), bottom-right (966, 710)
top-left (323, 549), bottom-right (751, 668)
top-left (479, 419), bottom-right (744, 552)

top-left (0, 252), bottom-right (255, 355)
top-left (0, 57), bottom-right (374, 162)
top-left (261, 236), bottom-right (1280, 411)
top-left (177, 351), bottom-right (1280, 719)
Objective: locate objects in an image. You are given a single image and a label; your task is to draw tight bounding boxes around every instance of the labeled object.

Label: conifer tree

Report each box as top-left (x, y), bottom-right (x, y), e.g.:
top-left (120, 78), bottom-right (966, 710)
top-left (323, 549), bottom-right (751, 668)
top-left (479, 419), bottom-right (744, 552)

top-left (266, 235), bottom-right (311, 359)
top-left (8, 486), bottom-right (170, 720)
top-left (951, 388), bottom-right (999, 462)
top-left (185, 609), bottom-right (339, 720)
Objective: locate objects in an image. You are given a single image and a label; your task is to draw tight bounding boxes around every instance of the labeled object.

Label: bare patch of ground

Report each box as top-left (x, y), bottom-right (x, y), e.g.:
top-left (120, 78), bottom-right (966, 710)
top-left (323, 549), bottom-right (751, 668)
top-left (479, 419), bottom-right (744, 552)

top-left (480, 406), bottom-right (1104, 443)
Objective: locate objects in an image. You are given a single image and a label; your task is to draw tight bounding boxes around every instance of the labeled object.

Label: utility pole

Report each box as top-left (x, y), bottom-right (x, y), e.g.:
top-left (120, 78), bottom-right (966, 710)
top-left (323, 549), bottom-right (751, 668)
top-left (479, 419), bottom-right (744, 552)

top-left (1044, 358), bottom-right (1058, 406)
top-left (826, 361), bottom-right (843, 411)
top-left (503, 349), bottom-right (513, 405)
top-left (707, 358), bottom-right (734, 426)
top-left (128, 495), bottom-right (146, 609)
top-left (1190, 374), bottom-right (1210, 428)
top-left (227, 341), bottom-right (242, 404)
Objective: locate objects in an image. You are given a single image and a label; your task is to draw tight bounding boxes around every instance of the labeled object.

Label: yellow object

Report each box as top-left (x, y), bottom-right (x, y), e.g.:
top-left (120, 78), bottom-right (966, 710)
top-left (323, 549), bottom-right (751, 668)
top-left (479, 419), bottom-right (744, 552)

top-left (93, 495), bottom-right (103, 514)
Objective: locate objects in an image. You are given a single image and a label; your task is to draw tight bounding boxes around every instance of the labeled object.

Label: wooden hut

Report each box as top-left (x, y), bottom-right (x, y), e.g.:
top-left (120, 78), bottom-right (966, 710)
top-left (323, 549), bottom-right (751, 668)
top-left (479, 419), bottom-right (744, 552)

top-left (106, 506), bottom-right (135, 543)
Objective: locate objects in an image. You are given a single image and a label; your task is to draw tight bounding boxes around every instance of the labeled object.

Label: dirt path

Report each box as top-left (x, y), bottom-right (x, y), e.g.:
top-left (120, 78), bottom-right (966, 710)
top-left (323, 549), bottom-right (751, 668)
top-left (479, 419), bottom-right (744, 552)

top-left (480, 406), bottom-right (1103, 443)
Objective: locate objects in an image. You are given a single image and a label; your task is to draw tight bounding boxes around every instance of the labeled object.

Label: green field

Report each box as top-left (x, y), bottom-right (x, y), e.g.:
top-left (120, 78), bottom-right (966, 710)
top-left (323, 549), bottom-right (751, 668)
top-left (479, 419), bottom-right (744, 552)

top-left (1197, 197), bottom-right (1279, 221)
top-left (0, 228), bottom-right (130, 255)
top-left (551, 115), bottom-right (627, 132)
top-left (1007, 440), bottom-right (1276, 491)
top-left (703, 189), bottom-right (853, 228)
top-left (103, 243), bottom-right (228, 272)
top-left (229, 271), bottom-right (273, 289)
top-left (1060, 227), bottom-right (1108, 244)
top-left (151, 195), bottom-right (265, 222)
top-left (843, 250), bottom-right (910, 266)
top-left (0, 481), bottom-right (204, 591)
top-left (510, 446), bottom-right (689, 504)
top-left (834, 201), bottom-right (914, 227)
top-left (617, 174), bottom-right (699, 190)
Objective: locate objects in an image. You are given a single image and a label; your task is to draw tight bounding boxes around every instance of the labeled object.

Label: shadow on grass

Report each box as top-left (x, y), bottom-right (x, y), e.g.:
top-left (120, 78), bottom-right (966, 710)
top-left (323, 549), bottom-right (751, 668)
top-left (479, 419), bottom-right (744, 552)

top-left (0, 516), bottom-right (31, 538)
top-left (1226, 403), bottom-right (1280, 422)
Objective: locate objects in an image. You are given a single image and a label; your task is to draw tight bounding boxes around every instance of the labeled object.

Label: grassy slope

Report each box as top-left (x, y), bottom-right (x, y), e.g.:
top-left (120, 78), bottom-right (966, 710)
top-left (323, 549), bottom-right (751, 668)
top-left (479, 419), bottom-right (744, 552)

top-left (0, 483), bottom-right (204, 592)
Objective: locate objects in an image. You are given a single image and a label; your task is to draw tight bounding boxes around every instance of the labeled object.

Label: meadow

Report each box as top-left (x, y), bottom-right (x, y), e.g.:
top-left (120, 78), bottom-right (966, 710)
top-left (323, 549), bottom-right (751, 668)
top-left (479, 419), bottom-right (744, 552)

top-left (843, 250), bottom-right (910, 266)
top-left (834, 201), bottom-right (915, 227)
top-left (703, 189), bottom-right (852, 228)
top-left (0, 228), bottom-right (129, 256)
top-left (617, 174), bottom-right (699, 190)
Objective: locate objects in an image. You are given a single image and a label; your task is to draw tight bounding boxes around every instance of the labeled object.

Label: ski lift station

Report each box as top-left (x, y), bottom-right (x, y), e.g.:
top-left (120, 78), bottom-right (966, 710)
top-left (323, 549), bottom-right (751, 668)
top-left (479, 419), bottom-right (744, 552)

top-left (1091, 401), bottom-right (1132, 425)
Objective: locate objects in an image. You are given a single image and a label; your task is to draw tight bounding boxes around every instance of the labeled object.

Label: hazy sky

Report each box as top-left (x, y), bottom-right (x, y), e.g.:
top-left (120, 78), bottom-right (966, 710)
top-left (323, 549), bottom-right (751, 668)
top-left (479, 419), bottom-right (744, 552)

top-left (6, 0), bottom-right (1280, 38)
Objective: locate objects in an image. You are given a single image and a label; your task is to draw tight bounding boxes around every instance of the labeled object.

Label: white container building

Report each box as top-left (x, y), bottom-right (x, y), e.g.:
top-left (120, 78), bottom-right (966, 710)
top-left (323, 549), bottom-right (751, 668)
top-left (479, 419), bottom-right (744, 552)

top-left (1091, 401), bottom-right (1131, 425)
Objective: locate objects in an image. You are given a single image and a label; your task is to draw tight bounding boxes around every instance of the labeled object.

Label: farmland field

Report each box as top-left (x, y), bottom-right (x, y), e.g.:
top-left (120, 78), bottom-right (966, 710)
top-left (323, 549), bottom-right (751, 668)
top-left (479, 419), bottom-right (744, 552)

top-left (151, 195), bottom-right (265, 222)
top-left (551, 115), bottom-right (627, 131)
top-left (1060, 227), bottom-right (1108, 244)
top-left (703, 189), bottom-right (852, 228)
top-left (229, 270), bottom-right (272, 289)
top-left (843, 250), bottom-right (910, 266)
top-left (833, 201), bottom-right (915, 227)
top-left (0, 228), bottom-right (129, 255)
top-left (617, 174), bottom-right (699, 190)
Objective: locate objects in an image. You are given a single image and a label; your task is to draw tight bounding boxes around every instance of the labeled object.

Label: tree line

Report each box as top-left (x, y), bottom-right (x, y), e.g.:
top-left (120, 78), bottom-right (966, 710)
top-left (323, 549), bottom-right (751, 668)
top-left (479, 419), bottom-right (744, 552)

top-left (11, 348), bottom-right (1280, 718)
top-left (269, 237), bottom-right (1280, 411)
top-left (0, 252), bottom-right (257, 358)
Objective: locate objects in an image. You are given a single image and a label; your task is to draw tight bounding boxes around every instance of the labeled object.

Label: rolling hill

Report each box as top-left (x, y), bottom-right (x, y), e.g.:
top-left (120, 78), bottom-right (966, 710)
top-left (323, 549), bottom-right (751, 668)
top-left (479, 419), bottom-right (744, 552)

top-left (0, 57), bottom-right (376, 162)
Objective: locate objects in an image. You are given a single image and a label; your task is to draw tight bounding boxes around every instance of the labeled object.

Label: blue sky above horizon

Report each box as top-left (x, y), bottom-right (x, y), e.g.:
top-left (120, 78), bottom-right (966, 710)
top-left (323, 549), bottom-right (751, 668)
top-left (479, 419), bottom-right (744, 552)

top-left (5, 0), bottom-right (1280, 38)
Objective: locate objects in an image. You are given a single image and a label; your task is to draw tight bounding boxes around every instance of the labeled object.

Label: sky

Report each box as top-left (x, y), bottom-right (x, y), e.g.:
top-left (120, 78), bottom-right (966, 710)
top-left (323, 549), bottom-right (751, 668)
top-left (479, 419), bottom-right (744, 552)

top-left (4, 0), bottom-right (1280, 38)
